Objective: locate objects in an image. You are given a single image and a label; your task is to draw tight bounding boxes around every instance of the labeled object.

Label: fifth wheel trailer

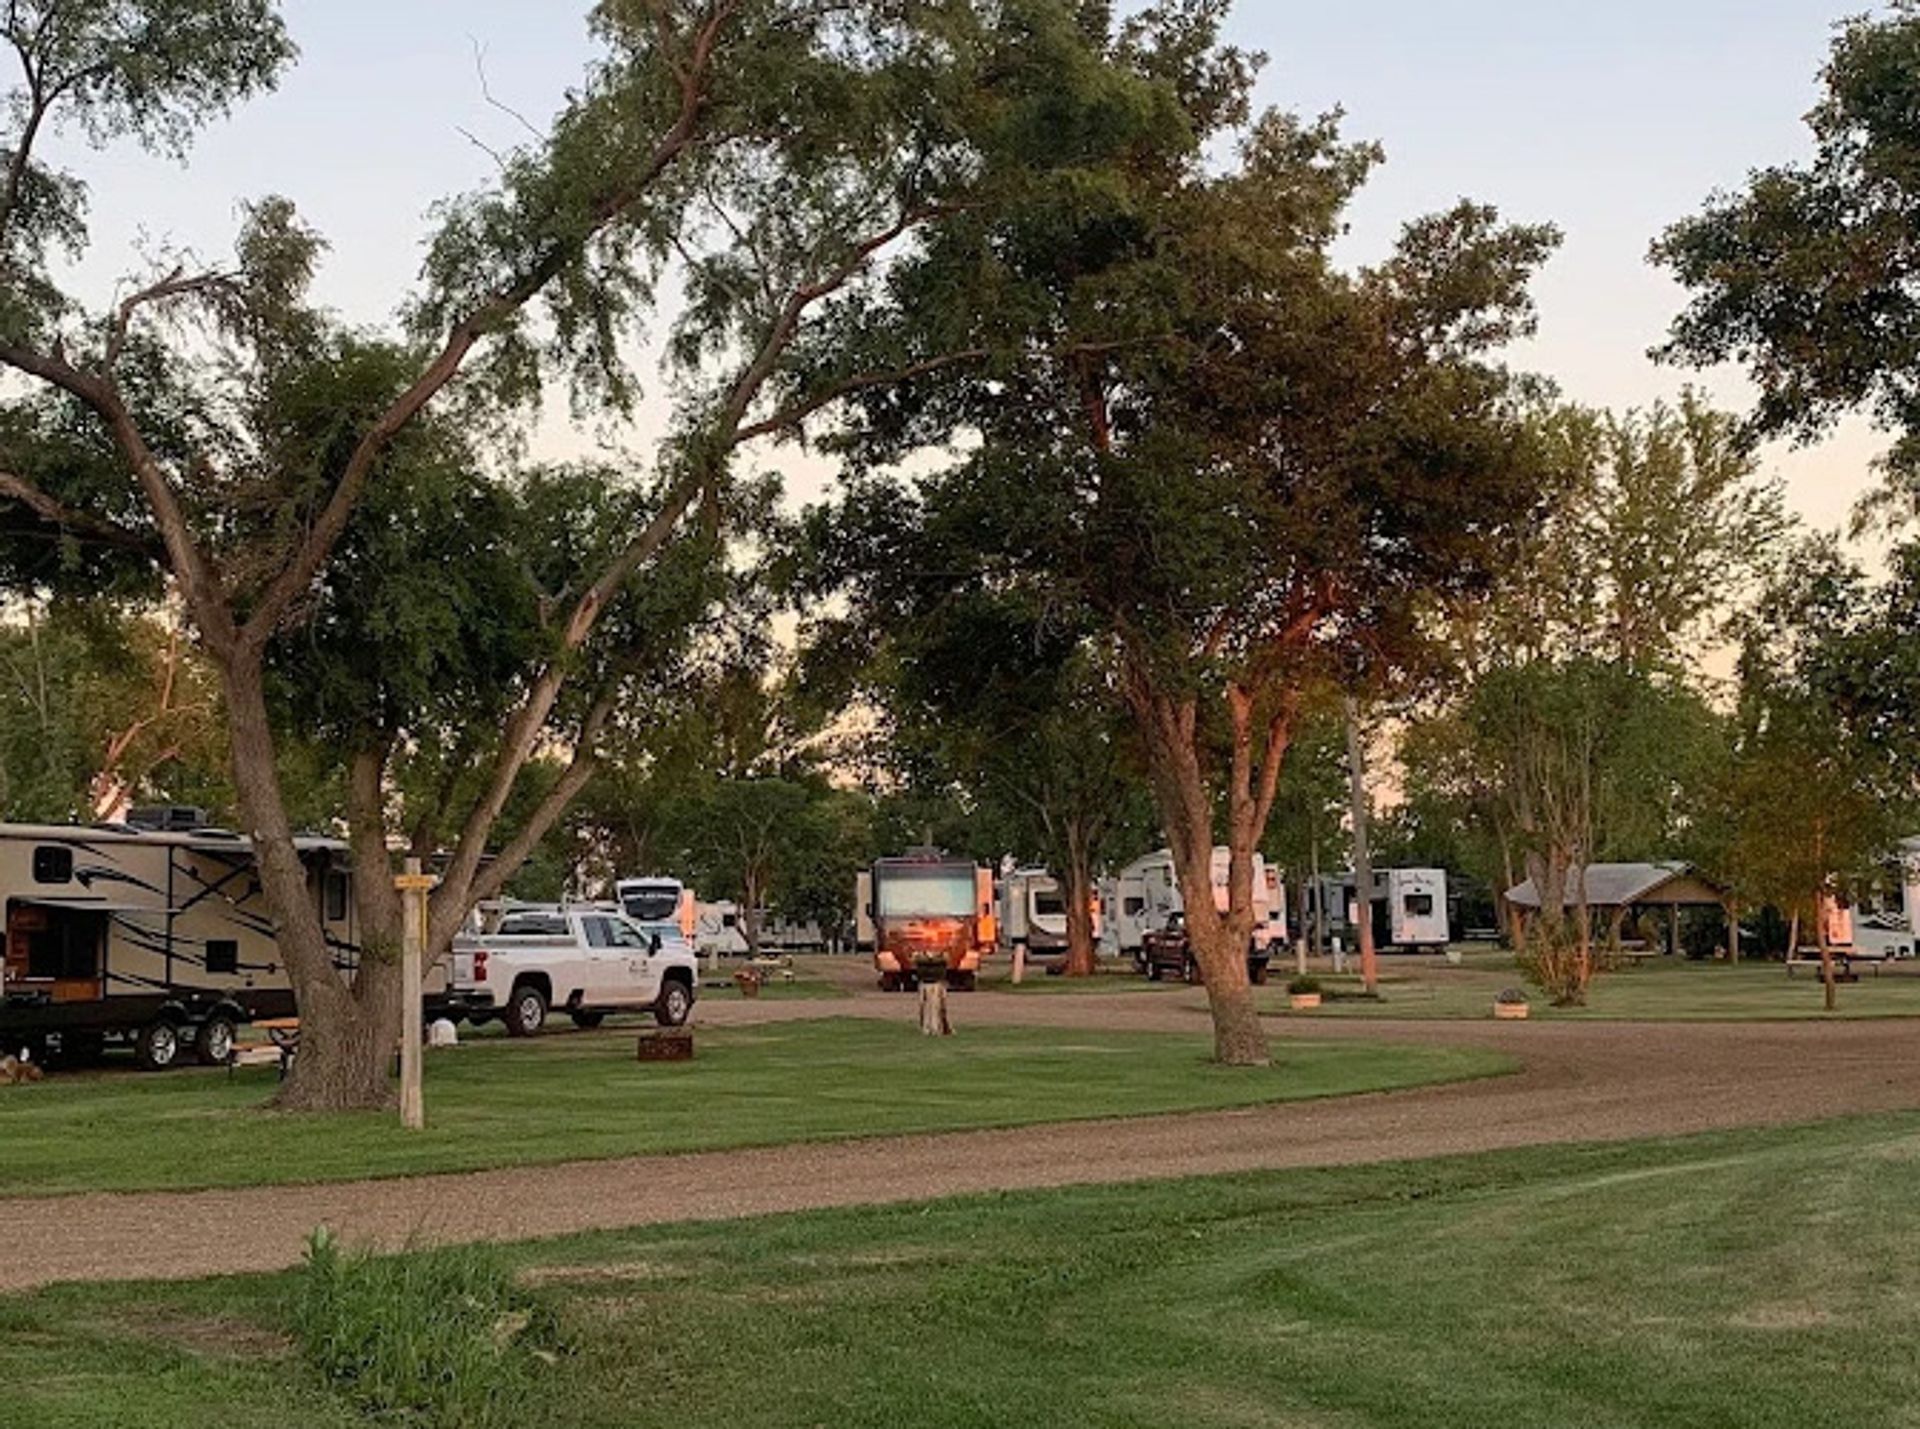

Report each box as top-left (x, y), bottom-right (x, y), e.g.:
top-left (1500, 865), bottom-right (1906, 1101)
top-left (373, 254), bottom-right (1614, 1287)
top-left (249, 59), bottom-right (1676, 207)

top-left (1101, 849), bottom-right (1286, 966)
top-left (0, 815), bottom-right (358, 1070)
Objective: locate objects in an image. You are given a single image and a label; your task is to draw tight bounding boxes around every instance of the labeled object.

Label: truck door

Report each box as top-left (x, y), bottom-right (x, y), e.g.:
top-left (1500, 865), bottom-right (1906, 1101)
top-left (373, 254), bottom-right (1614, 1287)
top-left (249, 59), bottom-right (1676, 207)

top-left (599, 916), bottom-right (664, 1006)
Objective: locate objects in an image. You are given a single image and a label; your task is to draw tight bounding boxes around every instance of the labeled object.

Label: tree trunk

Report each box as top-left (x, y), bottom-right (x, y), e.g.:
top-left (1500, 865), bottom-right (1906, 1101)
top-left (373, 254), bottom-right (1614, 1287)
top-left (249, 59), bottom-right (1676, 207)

top-left (1062, 826), bottom-right (1098, 977)
top-left (918, 977), bottom-right (952, 1036)
top-left (743, 867), bottom-right (763, 958)
top-left (220, 657), bottom-right (392, 1111)
top-left (1344, 695), bottom-right (1378, 994)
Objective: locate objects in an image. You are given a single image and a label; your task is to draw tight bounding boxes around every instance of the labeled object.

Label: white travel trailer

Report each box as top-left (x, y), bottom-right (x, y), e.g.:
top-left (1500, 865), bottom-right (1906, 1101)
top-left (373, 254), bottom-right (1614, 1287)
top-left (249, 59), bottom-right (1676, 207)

top-left (999, 867), bottom-right (1070, 957)
top-left (0, 813), bottom-right (357, 1070)
top-left (1368, 868), bottom-right (1451, 950)
top-left (691, 899), bottom-right (751, 957)
top-left (1101, 849), bottom-right (1285, 965)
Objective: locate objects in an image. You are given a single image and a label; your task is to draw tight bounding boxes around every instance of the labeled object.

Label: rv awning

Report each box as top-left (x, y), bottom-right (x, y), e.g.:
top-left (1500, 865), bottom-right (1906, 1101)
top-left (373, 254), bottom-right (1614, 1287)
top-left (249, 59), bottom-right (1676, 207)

top-left (12, 898), bottom-right (182, 916)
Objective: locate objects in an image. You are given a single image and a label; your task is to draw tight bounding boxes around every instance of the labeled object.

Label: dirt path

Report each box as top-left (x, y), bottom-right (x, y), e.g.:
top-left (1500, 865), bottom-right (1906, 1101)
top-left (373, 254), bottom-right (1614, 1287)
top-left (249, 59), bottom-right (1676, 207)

top-left (3, 995), bottom-right (1916, 1292)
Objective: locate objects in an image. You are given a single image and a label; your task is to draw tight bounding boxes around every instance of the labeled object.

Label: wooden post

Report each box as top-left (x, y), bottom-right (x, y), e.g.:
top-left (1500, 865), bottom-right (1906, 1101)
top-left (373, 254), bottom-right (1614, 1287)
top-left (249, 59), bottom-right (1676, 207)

top-left (1011, 941), bottom-right (1027, 985)
top-left (396, 858), bottom-right (434, 1132)
top-left (1344, 694), bottom-right (1378, 995)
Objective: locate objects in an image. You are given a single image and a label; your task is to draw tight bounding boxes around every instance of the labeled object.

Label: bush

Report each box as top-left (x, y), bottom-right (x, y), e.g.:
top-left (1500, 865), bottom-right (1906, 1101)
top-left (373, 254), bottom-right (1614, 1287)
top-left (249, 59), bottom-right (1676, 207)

top-left (1287, 976), bottom-right (1322, 996)
top-left (291, 1229), bottom-right (566, 1427)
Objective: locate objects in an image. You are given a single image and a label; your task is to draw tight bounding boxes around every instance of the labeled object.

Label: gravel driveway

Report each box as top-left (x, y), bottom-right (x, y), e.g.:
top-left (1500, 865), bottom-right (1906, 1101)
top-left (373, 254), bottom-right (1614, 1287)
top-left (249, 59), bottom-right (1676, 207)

top-left (1, 991), bottom-right (1914, 1291)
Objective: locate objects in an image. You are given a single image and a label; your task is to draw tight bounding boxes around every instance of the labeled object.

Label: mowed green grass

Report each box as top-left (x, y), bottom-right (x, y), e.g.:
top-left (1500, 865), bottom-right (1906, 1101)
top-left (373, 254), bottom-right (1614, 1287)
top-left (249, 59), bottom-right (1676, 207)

top-left (8, 1114), bottom-right (1920, 1427)
top-left (0, 1018), bottom-right (1506, 1197)
top-left (1263, 950), bottom-right (1920, 1021)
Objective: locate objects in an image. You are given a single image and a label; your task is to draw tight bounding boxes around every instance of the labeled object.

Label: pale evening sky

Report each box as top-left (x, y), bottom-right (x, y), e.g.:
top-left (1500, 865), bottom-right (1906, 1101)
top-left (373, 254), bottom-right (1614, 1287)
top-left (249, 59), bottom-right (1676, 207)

top-left (43, 2), bottom-right (1882, 537)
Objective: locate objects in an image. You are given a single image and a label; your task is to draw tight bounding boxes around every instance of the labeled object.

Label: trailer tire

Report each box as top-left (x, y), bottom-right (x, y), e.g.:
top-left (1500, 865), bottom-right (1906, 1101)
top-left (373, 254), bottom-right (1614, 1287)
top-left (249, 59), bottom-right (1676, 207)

top-left (196, 1013), bottom-right (238, 1067)
top-left (504, 982), bottom-right (549, 1038)
top-left (135, 1018), bottom-right (182, 1072)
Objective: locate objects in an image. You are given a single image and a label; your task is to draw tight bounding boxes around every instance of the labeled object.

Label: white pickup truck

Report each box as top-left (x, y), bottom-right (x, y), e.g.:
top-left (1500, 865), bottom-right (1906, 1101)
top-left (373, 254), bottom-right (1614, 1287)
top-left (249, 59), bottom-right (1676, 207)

top-left (446, 906), bottom-right (698, 1037)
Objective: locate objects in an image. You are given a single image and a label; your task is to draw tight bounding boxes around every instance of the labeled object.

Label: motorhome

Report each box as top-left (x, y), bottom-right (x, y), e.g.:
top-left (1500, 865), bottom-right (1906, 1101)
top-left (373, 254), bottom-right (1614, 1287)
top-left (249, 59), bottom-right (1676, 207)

top-left (0, 811), bottom-right (357, 1070)
top-left (856, 850), bottom-right (996, 990)
top-left (1101, 849), bottom-right (1285, 968)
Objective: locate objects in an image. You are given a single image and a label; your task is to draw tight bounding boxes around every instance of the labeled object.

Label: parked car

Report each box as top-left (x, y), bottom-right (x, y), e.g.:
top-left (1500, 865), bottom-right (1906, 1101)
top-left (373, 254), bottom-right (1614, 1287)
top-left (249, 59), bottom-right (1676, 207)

top-left (447, 906), bottom-right (698, 1036)
top-left (1140, 911), bottom-right (1271, 986)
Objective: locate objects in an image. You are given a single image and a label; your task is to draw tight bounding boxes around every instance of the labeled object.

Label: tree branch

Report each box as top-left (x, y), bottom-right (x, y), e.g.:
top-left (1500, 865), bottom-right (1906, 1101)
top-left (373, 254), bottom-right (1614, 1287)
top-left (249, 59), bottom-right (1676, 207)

top-left (237, 0), bottom-right (742, 652)
top-left (0, 468), bottom-right (162, 558)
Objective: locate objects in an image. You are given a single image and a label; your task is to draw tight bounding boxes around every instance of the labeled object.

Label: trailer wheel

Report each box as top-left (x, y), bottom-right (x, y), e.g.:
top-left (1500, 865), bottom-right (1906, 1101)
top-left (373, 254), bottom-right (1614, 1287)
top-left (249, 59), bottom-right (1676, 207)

top-left (504, 983), bottom-right (548, 1038)
top-left (196, 1014), bottom-right (238, 1067)
top-left (135, 1018), bottom-right (182, 1072)
top-left (570, 1011), bottom-right (606, 1030)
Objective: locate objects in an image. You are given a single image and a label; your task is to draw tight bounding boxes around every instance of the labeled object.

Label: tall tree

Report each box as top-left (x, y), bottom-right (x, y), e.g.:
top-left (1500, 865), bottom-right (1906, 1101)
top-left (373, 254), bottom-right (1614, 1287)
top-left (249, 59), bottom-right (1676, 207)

top-left (812, 6), bottom-right (1558, 1062)
top-left (0, 0), bottom-right (1100, 1108)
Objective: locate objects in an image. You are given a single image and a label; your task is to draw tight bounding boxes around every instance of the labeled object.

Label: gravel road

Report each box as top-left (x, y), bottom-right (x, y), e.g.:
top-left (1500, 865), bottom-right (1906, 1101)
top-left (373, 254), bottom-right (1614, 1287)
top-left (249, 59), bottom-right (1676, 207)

top-left (1, 990), bottom-right (1914, 1291)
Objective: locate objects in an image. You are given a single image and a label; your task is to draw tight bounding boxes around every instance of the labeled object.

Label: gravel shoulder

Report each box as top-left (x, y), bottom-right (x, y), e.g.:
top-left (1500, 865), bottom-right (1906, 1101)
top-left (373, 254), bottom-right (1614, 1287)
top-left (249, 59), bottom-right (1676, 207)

top-left (2, 989), bottom-right (1915, 1292)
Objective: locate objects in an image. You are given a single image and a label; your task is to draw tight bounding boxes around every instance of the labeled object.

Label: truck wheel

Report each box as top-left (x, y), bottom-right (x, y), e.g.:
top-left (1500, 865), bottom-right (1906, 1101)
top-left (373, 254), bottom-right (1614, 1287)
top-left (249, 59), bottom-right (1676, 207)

top-left (570, 1011), bottom-right (606, 1030)
top-left (196, 1014), bottom-right (238, 1067)
top-left (654, 979), bottom-right (693, 1027)
top-left (135, 1019), bottom-right (182, 1072)
top-left (504, 983), bottom-right (548, 1038)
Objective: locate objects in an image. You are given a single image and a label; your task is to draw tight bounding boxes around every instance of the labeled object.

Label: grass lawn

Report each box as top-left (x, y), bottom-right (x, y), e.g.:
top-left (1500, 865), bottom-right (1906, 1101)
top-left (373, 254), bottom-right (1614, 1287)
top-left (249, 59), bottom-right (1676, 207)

top-left (1265, 949), bottom-right (1920, 1021)
top-left (8, 1113), bottom-right (1920, 1427)
top-left (0, 1018), bottom-right (1505, 1198)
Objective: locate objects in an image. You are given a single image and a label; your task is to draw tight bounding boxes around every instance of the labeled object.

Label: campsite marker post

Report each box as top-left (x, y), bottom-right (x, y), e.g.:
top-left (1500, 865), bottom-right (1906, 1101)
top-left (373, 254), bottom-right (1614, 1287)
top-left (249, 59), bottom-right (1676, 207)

top-left (395, 859), bottom-right (435, 1132)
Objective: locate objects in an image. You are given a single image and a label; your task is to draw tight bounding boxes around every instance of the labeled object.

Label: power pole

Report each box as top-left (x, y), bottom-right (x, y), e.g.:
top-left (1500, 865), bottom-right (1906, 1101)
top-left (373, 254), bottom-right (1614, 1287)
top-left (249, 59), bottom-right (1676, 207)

top-left (1344, 694), bottom-right (1378, 996)
top-left (396, 857), bottom-right (434, 1131)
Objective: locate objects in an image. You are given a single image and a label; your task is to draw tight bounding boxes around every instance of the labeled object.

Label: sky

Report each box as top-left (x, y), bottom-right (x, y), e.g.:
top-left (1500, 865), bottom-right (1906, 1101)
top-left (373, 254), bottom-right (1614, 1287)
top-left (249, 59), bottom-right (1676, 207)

top-left (47, 0), bottom-right (1884, 536)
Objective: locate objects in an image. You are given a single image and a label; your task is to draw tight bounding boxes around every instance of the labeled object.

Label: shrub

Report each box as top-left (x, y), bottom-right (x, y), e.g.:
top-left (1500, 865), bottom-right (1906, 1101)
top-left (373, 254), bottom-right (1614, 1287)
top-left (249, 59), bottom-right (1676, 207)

top-left (1494, 987), bottom-right (1529, 1006)
top-left (291, 1229), bottom-right (566, 1427)
top-left (1287, 976), bottom-right (1322, 996)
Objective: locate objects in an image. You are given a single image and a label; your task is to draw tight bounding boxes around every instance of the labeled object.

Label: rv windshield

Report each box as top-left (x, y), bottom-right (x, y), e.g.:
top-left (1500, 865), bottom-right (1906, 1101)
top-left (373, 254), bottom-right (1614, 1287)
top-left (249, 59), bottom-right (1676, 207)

top-left (620, 884), bottom-right (682, 923)
top-left (876, 869), bottom-right (975, 919)
top-left (1033, 891), bottom-right (1067, 919)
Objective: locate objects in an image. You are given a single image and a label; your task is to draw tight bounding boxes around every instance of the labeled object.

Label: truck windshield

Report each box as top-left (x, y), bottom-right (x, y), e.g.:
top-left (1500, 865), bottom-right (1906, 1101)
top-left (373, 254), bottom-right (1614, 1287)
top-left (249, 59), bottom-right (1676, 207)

top-left (620, 885), bottom-right (681, 923)
top-left (876, 869), bottom-right (975, 919)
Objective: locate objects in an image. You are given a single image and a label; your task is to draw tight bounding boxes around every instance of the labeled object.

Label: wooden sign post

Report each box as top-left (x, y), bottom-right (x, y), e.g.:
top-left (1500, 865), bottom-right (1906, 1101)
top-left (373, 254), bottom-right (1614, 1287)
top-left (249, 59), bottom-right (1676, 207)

top-left (395, 859), bottom-right (436, 1132)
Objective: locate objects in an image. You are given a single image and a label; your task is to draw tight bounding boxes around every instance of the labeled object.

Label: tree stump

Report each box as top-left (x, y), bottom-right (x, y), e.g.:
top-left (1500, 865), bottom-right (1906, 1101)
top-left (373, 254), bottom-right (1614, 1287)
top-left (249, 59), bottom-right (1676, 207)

top-left (914, 958), bottom-right (953, 1037)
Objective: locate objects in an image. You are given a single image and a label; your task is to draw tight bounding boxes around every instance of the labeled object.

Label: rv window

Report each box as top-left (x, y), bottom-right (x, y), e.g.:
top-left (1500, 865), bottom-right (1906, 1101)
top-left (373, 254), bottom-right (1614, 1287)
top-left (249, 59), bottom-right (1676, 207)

top-left (324, 871), bottom-right (348, 923)
top-left (206, 939), bottom-right (238, 975)
top-left (1404, 894), bottom-right (1435, 918)
top-left (1123, 897), bottom-right (1146, 917)
top-left (1033, 893), bottom-right (1067, 918)
top-left (722, 913), bottom-right (738, 928)
top-left (31, 846), bottom-right (72, 884)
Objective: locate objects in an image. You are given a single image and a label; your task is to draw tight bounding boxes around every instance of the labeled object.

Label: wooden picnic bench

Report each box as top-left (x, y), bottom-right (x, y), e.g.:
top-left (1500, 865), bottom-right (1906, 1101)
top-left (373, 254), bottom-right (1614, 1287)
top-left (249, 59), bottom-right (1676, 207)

top-left (1785, 950), bottom-right (1883, 981)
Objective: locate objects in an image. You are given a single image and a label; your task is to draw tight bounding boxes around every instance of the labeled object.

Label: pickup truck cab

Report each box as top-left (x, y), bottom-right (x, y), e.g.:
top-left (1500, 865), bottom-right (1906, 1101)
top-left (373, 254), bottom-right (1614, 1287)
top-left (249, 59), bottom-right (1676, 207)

top-left (448, 906), bottom-right (698, 1037)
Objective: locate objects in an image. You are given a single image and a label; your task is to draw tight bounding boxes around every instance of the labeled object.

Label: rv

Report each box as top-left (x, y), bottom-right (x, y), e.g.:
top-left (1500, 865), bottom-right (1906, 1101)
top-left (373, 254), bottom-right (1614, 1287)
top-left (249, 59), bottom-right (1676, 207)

top-left (1101, 849), bottom-right (1285, 968)
top-left (1369, 868), bottom-right (1451, 951)
top-left (0, 812), bottom-right (357, 1070)
top-left (998, 867), bottom-right (1070, 959)
top-left (856, 850), bottom-right (995, 990)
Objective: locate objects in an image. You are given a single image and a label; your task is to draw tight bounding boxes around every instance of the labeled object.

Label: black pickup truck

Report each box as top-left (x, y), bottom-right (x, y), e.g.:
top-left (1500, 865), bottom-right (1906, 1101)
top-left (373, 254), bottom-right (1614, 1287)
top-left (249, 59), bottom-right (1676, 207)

top-left (1140, 911), bottom-right (1271, 986)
